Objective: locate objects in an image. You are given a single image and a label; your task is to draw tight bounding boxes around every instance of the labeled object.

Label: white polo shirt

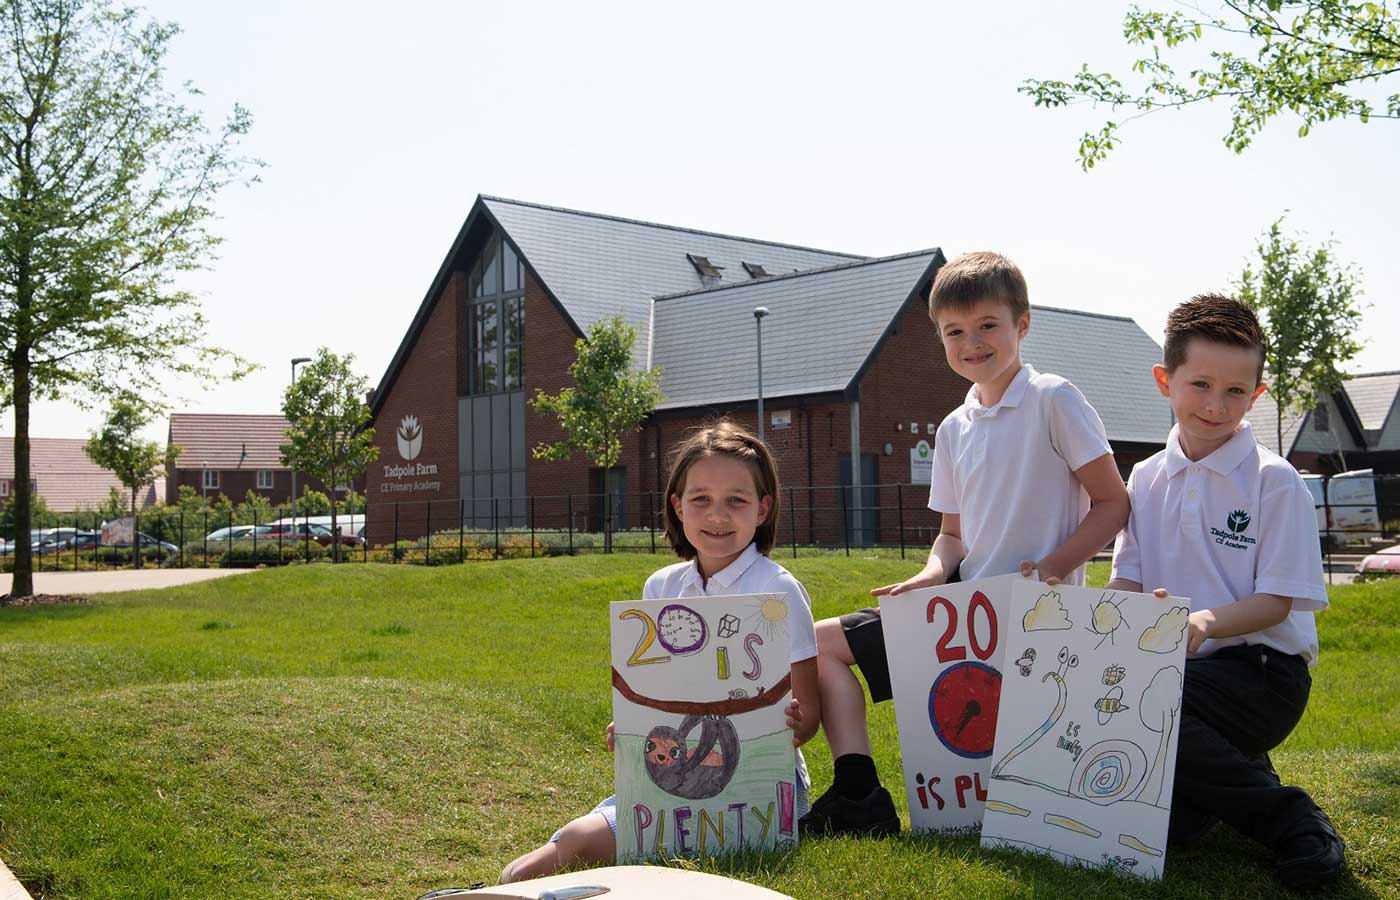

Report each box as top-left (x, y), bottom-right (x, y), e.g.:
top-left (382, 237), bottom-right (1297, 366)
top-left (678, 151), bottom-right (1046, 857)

top-left (1111, 421), bottom-right (1327, 664)
top-left (928, 365), bottom-right (1112, 585)
top-left (644, 542), bottom-right (818, 664)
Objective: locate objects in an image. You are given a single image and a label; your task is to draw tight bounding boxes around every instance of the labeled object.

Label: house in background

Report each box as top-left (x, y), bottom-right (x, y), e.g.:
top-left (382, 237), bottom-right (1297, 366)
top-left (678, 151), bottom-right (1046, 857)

top-left (165, 413), bottom-right (349, 506)
top-left (1245, 370), bottom-right (1400, 475)
top-left (365, 195), bottom-right (1172, 545)
top-left (0, 438), bottom-right (163, 513)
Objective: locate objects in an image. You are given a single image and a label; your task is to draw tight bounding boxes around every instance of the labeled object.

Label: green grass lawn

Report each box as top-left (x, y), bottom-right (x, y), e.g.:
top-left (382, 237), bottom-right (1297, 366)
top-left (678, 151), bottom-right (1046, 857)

top-left (0, 557), bottom-right (1395, 900)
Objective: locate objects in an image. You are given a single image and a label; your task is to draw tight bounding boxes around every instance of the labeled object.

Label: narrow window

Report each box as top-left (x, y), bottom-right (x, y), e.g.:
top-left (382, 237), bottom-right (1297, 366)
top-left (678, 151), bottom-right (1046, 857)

top-left (203, 470), bottom-right (220, 490)
top-left (1313, 405), bottom-right (1330, 432)
top-left (257, 469), bottom-right (275, 490)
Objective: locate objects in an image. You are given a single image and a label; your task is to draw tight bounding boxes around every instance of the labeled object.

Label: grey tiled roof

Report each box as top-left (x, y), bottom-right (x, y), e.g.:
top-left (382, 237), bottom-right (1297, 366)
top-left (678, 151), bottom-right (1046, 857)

top-left (1020, 307), bottom-right (1173, 445)
top-left (1344, 371), bottom-right (1400, 432)
top-left (1243, 391), bottom-right (1308, 456)
top-left (482, 196), bottom-right (863, 350)
top-left (652, 251), bottom-right (942, 410)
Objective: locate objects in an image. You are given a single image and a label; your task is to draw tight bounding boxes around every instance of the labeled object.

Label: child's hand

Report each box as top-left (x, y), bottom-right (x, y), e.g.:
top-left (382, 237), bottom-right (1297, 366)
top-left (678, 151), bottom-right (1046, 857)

top-left (871, 569), bottom-right (944, 597)
top-left (1186, 610), bottom-right (1212, 653)
top-left (605, 721), bottom-right (615, 754)
top-left (784, 699), bottom-right (804, 747)
top-left (1021, 559), bottom-right (1070, 583)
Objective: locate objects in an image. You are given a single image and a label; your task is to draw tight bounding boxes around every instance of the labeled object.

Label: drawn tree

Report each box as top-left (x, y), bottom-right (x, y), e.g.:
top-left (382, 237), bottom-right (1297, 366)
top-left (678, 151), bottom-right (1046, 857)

top-left (1021, 1), bottom-right (1400, 169)
top-left (531, 316), bottom-right (663, 550)
top-left (1136, 667), bottom-right (1184, 806)
top-left (1237, 218), bottom-right (1365, 456)
top-left (279, 348), bottom-right (378, 561)
top-left (83, 392), bottom-right (177, 568)
top-left (0, 0), bottom-right (258, 595)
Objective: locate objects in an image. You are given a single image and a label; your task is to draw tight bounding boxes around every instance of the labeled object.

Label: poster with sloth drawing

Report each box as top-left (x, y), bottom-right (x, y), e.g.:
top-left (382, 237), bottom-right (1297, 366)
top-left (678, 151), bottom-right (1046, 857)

top-left (980, 580), bottom-right (1190, 880)
top-left (610, 594), bottom-right (796, 863)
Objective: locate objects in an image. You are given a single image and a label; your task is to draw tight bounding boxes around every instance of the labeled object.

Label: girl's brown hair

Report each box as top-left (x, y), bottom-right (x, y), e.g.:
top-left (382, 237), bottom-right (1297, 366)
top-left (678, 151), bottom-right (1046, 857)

top-left (663, 420), bottom-right (781, 559)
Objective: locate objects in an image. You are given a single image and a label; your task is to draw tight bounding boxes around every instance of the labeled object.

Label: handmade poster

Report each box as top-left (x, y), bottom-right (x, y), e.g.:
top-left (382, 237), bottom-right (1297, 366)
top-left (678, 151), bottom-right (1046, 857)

top-left (980, 581), bottom-right (1190, 880)
top-left (611, 594), bottom-right (797, 862)
top-left (879, 574), bottom-right (1021, 832)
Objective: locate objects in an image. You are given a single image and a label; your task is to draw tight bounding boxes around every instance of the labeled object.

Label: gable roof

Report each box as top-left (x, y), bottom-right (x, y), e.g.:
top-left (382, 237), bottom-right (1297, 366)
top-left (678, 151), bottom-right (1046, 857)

top-left (481, 196), bottom-right (864, 350)
top-left (370, 196), bottom-right (863, 415)
top-left (0, 437), bottom-right (163, 512)
top-left (1344, 370), bottom-right (1400, 432)
top-left (1020, 306), bottom-right (1173, 445)
top-left (652, 250), bottom-right (943, 409)
top-left (1245, 370), bottom-right (1400, 456)
top-left (168, 414), bottom-right (290, 470)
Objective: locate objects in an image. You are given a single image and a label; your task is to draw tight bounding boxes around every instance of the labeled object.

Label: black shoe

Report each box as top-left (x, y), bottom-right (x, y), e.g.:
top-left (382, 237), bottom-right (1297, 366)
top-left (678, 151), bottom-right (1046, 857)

top-left (1168, 805), bottom-right (1220, 847)
top-left (1275, 814), bottom-right (1346, 891)
top-left (798, 784), bottom-right (900, 838)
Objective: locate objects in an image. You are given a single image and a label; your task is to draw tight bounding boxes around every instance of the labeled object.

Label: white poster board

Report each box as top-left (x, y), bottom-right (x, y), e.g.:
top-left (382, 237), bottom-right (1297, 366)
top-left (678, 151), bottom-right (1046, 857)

top-left (909, 440), bottom-right (933, 486)
top-left (980, 581), bottom-right (1190, 880)
top-left (101, 516), bottom-right (135, 546)
top-left (611, 594), bottom-right (797, 862)
top-left (880, 574), bottom-right (1020, 832)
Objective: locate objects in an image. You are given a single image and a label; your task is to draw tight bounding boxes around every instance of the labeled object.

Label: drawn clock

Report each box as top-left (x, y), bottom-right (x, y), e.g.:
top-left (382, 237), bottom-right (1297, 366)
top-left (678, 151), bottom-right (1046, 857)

top-left (928, 660), bottom-right (1002, 759)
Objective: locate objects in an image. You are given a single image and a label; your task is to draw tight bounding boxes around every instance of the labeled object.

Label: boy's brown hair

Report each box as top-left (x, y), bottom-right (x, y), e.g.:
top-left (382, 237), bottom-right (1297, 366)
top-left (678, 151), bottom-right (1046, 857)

top-left (663, 420), bottom-right (781, 559)
top-left (928, 251), bottom-right (1030, 322)
top-left (1163, 293), bottom-right (1267, 384)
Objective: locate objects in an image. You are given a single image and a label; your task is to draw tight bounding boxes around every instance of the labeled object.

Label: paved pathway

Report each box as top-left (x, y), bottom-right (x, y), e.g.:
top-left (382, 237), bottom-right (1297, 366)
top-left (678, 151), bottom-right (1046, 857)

top-left (0, 567), bottom-right (251, 596)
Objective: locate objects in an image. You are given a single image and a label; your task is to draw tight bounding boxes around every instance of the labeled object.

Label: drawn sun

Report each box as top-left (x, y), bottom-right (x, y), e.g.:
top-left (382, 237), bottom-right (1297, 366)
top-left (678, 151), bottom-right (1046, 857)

top-left (743, 594), bottom-right (790, 641)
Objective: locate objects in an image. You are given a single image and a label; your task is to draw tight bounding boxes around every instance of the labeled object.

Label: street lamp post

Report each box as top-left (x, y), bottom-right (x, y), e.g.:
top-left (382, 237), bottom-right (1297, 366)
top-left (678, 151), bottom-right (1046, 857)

top-left (289, 357), bottom-right (311, 513)
top-left (754, 307), bottom-right (769, 442)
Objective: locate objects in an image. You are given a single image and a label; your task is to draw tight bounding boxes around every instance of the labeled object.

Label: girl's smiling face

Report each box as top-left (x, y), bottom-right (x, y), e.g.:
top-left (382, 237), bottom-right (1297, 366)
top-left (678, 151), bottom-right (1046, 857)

top-left (670, 454), bottom-right (772, 580)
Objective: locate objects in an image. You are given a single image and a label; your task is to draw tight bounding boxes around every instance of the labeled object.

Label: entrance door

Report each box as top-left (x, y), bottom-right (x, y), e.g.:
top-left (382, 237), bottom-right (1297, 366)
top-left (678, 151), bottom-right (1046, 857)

top-left (838, 454), bottom-right (879, 547)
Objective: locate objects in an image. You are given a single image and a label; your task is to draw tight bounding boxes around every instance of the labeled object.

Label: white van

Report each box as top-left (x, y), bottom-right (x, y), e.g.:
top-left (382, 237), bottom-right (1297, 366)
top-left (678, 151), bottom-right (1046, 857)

top-left (1301, 470), bottom-right (1381, 544)
top-left (270, 513), bottom-right (364, 537)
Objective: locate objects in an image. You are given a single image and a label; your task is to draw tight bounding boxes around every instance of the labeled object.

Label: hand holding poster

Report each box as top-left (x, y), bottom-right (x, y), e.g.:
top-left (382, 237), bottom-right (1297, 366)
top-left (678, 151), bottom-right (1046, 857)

top-left (981, 580), bottom-right (1189, 880)
top-left (879, 574), bottom-right (1020, 833)
top-left (611, 594), bottom-right (798, 862)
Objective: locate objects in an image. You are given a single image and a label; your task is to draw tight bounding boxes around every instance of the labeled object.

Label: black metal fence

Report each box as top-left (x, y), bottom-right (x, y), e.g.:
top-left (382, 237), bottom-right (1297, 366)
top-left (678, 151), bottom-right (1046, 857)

top-left (4, 473), bottom-right (1397, 575)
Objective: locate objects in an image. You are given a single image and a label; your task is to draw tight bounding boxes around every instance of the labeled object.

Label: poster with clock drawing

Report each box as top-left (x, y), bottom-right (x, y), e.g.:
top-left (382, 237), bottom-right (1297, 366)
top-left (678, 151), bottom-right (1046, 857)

top-left (610, 594), bottom-right (797, 862)
top-left (879, 574), bottom-right (1021, 833)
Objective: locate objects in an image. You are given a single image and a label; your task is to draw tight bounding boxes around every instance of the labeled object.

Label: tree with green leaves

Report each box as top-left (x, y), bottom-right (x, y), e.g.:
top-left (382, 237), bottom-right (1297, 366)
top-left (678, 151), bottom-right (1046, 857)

top-left (1022, 1), bottom-right (1400, 169)
top-left (1237, 218), bottom-right (1365, 455)
top-left (83, 393), bottom-right (177, 568)
top-left (279, 348), bottom-right (377, 562)
top-left (0, 0), bottom-right (258, 594)
top-left (531, 315), bottom-right (663, 550)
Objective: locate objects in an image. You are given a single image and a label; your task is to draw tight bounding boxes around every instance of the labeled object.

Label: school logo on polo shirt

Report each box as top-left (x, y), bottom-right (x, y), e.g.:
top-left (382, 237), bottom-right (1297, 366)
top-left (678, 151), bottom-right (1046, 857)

top-left (1211, 509), bottom-right (1257, 550)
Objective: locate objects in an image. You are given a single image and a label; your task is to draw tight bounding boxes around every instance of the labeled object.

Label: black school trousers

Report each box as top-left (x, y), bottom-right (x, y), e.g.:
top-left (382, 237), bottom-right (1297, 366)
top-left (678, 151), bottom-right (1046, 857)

top-left (1172, 643), bottom-right (1328, 847)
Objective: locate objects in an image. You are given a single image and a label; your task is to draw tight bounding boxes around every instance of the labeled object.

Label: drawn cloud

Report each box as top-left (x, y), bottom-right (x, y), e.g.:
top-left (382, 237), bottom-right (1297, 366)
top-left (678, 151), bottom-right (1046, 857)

top-left (1138, 607), bottom-right (1190, 654)
top-left (1022, 590), bottom-right (1072, 631)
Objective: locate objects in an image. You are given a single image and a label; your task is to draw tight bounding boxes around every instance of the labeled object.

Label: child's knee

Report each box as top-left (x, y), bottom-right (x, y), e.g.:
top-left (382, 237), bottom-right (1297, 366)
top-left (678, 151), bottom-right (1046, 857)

top-left (554, 813), bottom-right (615, 868)
top-left (815, 617), bottom-right (853, 661)
top-left (499, 842), bottom-right (559, 884)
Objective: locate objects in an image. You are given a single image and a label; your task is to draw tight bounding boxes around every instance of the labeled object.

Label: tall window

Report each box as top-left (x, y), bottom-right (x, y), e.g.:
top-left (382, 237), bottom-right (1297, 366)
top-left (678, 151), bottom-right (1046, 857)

top-left (1313, 404), bottom-right (1330, 432)
top-left (467, 234), bottom-right (525, 394)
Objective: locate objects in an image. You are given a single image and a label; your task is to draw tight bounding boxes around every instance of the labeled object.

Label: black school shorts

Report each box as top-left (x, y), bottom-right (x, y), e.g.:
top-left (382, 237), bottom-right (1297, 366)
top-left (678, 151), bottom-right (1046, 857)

top-left (839, 565), bottom-right (959, 704)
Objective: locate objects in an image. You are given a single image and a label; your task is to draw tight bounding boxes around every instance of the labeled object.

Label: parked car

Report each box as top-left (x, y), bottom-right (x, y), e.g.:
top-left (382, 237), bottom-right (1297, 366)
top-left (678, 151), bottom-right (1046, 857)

top-left (1358, 544), bottom-right (1400, 576)
top-left (203, 524), bottom-right (274, 542)
top-left (265, 522), bottom-right (365, 547)
top-left (52, 531), bottom-right (100, 550)
top-left (106, 532), bottom-right (180, 555)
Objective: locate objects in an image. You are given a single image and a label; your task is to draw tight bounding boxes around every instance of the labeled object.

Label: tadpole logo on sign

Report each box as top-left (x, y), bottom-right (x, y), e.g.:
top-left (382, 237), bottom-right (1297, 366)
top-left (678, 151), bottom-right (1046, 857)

top-left (397, 415), bottom-right (423, 461)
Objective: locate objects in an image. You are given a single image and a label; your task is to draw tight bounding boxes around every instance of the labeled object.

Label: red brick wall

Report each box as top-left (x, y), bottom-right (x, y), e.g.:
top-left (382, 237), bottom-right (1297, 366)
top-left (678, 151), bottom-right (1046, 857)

top-left (168, 468), bottom-right (341, 507)
top-left (366, 271), bottom-right (463, 543)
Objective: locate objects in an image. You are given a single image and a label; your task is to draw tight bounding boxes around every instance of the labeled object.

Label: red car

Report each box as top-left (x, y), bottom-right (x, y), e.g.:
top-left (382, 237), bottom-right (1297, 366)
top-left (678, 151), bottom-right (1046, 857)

top-left (265, 522), bottom-right (365, 548)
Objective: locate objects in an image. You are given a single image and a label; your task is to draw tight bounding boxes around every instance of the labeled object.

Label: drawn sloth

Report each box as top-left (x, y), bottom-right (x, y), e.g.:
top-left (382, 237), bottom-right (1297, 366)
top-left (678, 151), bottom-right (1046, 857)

top-left (642, 714), bottom-right (741, 799)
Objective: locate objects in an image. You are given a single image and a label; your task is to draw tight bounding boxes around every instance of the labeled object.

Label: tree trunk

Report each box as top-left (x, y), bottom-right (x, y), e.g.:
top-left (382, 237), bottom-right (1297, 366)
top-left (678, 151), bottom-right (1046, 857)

top-left (11, 345), bottom-right (33, 597)
top-left (329, 464), bottom-right (340, 563)
top-left (131, 487), bottom-right (140, 570)
top-left (602, 463), bottom-right (613, 553)
top-left (1277, 409), bottom-right (1284, 457)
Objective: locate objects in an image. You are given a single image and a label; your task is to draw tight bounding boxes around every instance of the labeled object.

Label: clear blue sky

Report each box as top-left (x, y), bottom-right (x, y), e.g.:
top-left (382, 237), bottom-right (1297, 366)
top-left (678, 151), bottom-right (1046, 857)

top-left (19, 0), bottom-right (1398, 441)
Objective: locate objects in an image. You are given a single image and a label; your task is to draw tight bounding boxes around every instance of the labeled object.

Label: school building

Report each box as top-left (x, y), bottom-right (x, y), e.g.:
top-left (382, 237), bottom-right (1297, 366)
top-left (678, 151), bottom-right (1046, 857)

top-left (365, 196), bottom-right (1172, 546)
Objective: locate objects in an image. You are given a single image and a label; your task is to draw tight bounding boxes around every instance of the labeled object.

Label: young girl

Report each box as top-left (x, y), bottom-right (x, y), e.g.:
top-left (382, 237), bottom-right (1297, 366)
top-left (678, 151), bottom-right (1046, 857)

top-left (500, 421), bottom-right (821, 883)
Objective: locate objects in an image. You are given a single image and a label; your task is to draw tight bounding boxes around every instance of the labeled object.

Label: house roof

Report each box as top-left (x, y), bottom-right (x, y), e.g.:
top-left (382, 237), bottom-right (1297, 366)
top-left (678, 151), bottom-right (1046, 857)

top-left (1344, 370), bottom-right (1400, 432)
top-left (168, 414), bottom-right (290, 470)
top-left (652, 250), bottom-right (943, 409)
top-left (1019, 306), bottom-right (1174, 445)
top-left (0, 437), bottom-right (163, 512)
top-left (481, 196), bottom-right (864, 350)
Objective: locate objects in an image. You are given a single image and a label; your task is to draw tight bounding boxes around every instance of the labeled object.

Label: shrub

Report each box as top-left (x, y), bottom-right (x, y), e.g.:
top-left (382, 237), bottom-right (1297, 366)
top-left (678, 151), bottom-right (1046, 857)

top-left (219, 541), bottom-right (325, 568)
